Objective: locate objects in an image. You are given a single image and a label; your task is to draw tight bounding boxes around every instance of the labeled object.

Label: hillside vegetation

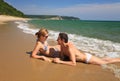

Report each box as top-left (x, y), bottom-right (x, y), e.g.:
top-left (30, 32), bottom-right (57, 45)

top-left (0, 0), bottom-right (24, 17)
top-left (0, 0), bottom-right (80, 20)
top-left (25, 15), bottom-right (80, 20)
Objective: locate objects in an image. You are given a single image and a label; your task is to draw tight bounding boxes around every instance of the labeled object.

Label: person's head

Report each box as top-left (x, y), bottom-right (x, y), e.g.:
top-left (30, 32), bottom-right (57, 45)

top-left (35, 28), bottom-right (48, 41)
top-left (57, 32), bottom-right (68, 44)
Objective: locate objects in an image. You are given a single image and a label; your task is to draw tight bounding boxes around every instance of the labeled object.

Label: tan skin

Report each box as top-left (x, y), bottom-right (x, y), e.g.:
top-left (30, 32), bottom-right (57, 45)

top-left (53, 35), bottom-right (120, 66)
top-left (32, 34), bottom-right (60, 62)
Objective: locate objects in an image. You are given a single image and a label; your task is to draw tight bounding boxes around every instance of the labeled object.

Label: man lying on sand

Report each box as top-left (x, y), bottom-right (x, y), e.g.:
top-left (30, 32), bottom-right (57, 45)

top-left (31, 28), bottom-right (120, 66)
top-left (53, 32), bottom-right (120, 66)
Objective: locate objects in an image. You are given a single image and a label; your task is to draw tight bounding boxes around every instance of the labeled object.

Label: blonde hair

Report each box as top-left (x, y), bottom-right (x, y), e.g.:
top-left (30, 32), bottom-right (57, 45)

top-left (35, 28), bottom-right (48, 38)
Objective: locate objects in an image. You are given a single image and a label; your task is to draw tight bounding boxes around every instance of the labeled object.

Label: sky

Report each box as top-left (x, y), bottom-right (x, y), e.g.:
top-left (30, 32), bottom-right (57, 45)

top-left (4, 0), bottom-right (120, 20)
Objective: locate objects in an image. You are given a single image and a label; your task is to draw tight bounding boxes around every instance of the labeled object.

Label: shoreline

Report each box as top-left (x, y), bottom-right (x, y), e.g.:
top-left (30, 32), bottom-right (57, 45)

top-left (0, 16), bottom-right (120, 81)
top-left (0, 15), bottom-right (30, 24)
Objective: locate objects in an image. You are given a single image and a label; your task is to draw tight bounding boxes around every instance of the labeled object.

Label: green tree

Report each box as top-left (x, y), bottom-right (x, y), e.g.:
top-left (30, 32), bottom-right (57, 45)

top-left (0, 0), bottom-right (24, 17)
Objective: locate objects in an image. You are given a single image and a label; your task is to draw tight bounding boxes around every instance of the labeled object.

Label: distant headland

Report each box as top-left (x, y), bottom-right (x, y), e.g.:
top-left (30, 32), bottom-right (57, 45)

top-left (0, 0), bottom-right (80, 20)
top-left (25, 15), bottom-right (80, 20)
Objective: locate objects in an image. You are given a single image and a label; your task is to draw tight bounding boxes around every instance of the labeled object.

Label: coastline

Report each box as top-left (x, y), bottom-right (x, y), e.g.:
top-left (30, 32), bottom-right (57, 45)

top-left (0, 16), bottom-right (119, 81)
top-left (0, 15), bottom-right (30, 24)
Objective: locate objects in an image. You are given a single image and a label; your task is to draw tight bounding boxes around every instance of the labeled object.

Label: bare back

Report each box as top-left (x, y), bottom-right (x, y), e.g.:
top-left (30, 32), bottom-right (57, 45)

top-left (61, 42), bottom-right (86, 61)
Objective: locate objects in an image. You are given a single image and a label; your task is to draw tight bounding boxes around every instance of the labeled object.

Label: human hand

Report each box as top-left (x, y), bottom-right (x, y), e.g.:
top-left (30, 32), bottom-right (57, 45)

top-left (53, 58), bottom-right (61, 64)
top-left (42, 56), bottom-right (52, 62)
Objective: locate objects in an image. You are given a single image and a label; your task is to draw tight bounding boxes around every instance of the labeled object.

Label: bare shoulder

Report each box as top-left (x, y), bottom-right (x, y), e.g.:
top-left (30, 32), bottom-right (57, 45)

top-left (36, 41), bottom-right (42, 47)
top-left (68, 42), bottom-right (74, 47)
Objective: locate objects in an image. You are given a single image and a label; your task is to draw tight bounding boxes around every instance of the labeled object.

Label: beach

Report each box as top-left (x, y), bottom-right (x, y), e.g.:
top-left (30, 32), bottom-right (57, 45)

top-left (0, 15), bottom-right (28, 24)
top-left (0, 15), bottom-right (120, 81)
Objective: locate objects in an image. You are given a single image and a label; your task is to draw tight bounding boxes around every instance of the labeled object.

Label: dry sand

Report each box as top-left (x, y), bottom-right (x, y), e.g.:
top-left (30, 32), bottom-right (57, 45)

top-left (0, 15), bottom-right (119, 81)
top-left (0, 15), bottom-right (29, 24)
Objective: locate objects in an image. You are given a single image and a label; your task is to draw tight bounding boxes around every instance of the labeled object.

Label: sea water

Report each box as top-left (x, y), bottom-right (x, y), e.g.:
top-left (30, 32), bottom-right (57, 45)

top-left (15, 19), bottom-right (120, 79)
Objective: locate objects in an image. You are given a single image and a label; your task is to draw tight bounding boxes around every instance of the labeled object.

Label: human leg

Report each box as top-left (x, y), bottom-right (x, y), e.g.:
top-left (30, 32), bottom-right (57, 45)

top-left (88, 55), bottom-right (108, 65)
top-left (102, 58), bottom-right (120, 64)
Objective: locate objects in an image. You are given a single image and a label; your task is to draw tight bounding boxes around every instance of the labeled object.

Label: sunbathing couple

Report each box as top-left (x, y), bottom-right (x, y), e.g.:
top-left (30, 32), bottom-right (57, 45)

top-left (32, 28), bottom-right (120, 66)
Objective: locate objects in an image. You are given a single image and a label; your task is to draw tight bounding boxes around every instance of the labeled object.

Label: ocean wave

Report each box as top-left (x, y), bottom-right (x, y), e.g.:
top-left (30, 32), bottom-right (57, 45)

top-left (68, 34), bottom-right (120, 58)
top-left (15, 21), bottom-right (120, 58)
top-left (15, 21), bottom-right (38, 35)
top-left (15, 21), bottom-right (120, 79)
top-left (102, 64), bottom-right (120, 80)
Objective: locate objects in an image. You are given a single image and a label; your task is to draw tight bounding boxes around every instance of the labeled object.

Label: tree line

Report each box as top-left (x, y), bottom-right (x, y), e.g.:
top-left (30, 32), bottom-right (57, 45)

top-left (0, 0), bottom-right (24, 17)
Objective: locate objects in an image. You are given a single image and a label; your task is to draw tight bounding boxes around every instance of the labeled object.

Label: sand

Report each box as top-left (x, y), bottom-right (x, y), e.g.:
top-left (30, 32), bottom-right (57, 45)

top-left (0, 15), bottom-right (29, 24)
top-left (0, 15), bottom-right (119, 81)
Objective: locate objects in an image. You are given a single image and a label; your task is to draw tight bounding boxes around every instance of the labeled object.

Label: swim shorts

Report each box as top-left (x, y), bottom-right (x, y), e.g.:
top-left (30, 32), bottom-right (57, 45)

top-left (85, 53), bottom-right (92, 63)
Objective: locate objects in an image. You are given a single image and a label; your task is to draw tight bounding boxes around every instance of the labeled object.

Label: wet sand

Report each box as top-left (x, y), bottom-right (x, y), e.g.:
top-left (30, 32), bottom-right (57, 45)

top-left (0, 21), bottom-right (120, 81)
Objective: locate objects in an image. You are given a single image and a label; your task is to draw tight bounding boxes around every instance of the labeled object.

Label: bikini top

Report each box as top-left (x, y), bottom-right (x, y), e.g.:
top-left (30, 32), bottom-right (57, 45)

top-left (43, 45), bottom-right (48, 51)
top-left (37, 40), bottom-right (48, 51)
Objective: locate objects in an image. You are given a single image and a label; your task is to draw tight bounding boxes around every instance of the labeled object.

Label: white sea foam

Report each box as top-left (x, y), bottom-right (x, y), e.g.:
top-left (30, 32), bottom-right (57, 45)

top-left (15, 21), bottom-right (120, 79)
top-left (15, 21), bottom-right (39, 35)
top-left (68, 34), bottom-right (120, 58)
top-left (102, 64), bottom-right (120, 79)
top-left (15, 21), bottom-right (120, 58)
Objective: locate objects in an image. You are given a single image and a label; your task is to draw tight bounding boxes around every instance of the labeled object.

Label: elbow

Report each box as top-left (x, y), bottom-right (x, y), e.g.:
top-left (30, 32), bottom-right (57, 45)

top-left (31, 54), bottom-right (37, 58)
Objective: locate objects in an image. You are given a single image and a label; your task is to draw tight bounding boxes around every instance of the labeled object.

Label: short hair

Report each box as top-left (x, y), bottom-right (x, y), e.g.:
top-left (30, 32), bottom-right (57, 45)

top-left (59, 32), bottom-right (68, 43)
top-left (35, 28), bottom-right (48, 38)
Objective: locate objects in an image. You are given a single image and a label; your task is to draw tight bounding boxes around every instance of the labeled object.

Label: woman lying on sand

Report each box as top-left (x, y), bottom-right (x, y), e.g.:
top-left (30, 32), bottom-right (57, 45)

top-left (32, 28), bottom-right (60, 62)
top-left (53, 32), bottom-right (120, 66)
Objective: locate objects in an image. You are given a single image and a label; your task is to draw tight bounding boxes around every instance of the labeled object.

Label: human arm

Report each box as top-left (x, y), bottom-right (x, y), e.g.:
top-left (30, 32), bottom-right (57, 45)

top-left (53, 47), bottom-right (76, 66)
top-left (31, 42), bottom-right (51, 62)
top-left (53, 58), bottom-right (76, 66)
